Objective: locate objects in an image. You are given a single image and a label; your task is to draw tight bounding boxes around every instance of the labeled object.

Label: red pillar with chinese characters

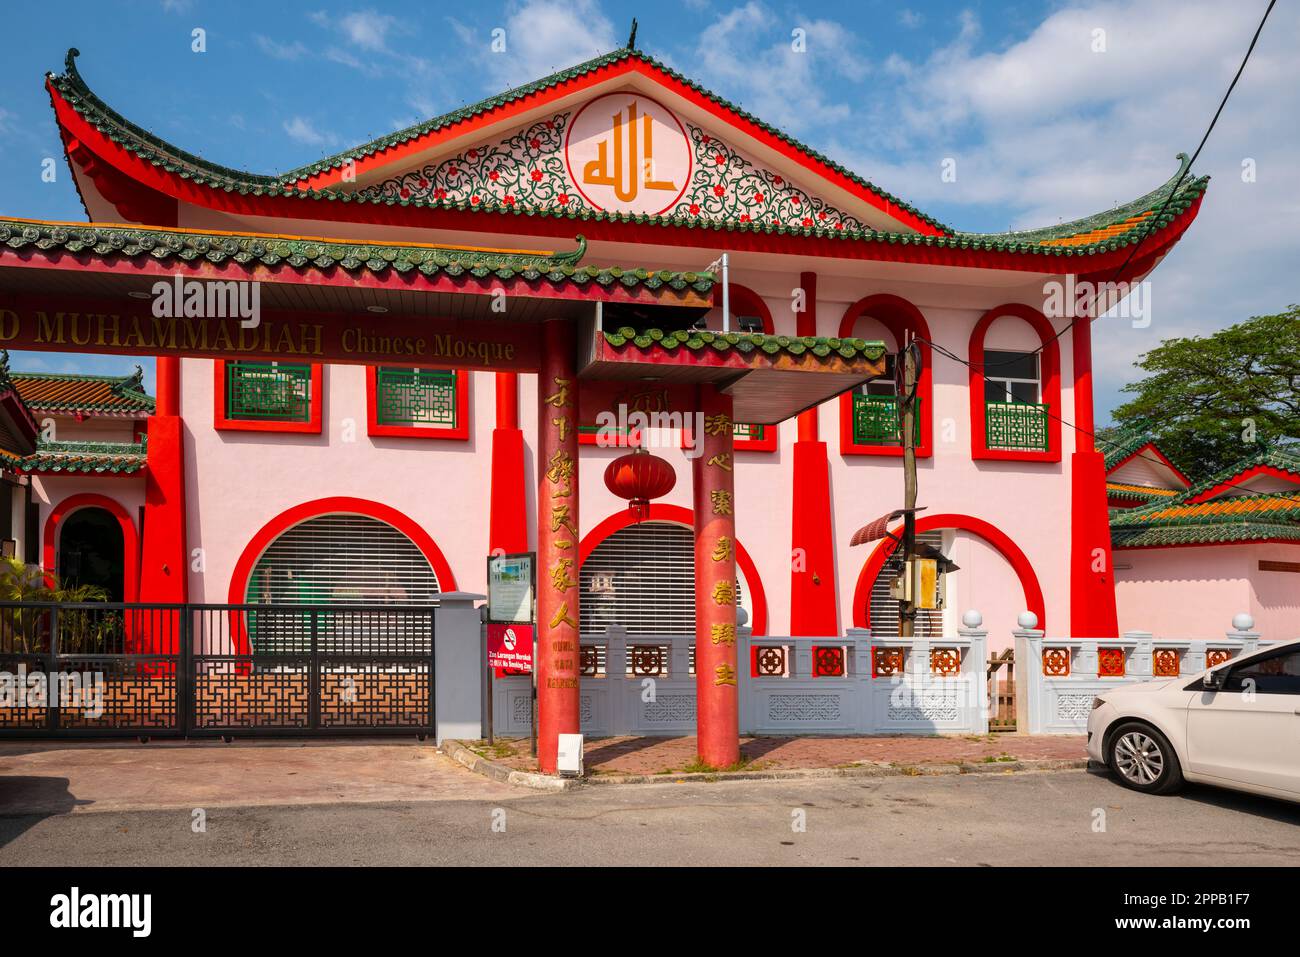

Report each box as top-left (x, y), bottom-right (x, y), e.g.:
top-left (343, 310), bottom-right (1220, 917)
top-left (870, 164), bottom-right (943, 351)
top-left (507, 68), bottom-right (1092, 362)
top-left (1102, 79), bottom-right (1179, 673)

top-left (1069, 314), bottom-right (1119, 637)
top-left (536, 320), bottom-right (581, 773)
top-left (693, 384), bottom-right (740, 767)
top-left (790, 271), bottom-right (838, 635)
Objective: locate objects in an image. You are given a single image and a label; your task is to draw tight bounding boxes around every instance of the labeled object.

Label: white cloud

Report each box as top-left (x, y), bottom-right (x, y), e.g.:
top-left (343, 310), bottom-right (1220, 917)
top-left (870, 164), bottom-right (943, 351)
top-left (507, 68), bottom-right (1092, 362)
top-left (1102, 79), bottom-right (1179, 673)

top-left (338, 10), bottom-right (398, 52)
top-left (282, 116), bottom-right (334, 147)
top-left (255, 35), bottom-right (310, 61)
top-left (775, 0), bottom-right (1294, 419)
top-left (461, 0), bottom-right (618, 88)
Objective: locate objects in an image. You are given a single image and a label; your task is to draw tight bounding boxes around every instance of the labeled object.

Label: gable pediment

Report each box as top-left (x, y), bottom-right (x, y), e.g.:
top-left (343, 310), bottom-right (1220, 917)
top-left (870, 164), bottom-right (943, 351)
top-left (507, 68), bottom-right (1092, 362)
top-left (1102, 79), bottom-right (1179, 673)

top-left (347, 86), bottom-right (884, 233)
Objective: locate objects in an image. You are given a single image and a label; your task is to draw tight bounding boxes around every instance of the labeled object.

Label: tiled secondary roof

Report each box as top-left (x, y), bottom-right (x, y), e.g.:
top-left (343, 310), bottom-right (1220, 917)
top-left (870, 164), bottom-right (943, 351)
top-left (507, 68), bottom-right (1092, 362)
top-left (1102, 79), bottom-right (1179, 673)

top-left (1111, 446), bottom-right (1300, 547)
top-left (19, 439), bottom-right (147, 474)
top-left (11, 367), bottom-right (153, 416)
top-left (0, 218), bottom-right (714, 294)
top-left (602, 327), bottom-right (887, 361)
top-left (1107, 482), bottom-right (1179, 504)
top-left (47, 48), bottom-right (1209, 256)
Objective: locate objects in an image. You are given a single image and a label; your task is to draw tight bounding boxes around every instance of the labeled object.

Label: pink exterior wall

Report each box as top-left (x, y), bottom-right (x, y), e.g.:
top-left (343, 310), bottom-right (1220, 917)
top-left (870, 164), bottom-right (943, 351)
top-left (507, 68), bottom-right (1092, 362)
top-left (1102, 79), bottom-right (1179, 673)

top-left (176, 263), bottom-right (1079, 644)
top-left (1116, 543), bottom-right (1300, 641)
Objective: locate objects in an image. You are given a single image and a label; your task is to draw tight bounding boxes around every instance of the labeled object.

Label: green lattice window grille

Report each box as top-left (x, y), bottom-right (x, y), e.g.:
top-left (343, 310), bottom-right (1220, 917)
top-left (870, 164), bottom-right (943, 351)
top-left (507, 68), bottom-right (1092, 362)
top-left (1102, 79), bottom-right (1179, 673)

top-left (733, 423), bottom-right (765, 441)
top-left (852, 394), bottom-right (921, 445)
top-left (985, 402), bottom-right (1049, 452)
top-left (375, 368), bottom-right (458, 428)
top-left (226, 361), bottom-right (312, 422)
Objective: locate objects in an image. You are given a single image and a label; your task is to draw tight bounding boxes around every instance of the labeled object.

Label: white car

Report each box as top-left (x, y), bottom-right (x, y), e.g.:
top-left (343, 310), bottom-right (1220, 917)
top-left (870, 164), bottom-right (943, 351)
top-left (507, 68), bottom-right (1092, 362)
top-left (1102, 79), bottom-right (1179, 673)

top-left (1087, 638), bottom-right (1300, 802)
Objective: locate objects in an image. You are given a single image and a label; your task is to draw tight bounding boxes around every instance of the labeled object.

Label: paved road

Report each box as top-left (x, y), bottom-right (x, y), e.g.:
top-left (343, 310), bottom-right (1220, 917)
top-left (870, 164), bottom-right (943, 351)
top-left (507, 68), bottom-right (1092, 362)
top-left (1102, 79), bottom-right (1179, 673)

top-left (3, 765), bottom-right (1298, 866)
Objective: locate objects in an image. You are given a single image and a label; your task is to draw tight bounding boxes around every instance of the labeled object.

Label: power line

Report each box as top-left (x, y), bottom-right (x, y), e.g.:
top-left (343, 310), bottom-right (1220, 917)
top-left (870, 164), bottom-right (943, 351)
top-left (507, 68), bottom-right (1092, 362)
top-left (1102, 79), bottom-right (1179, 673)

top-left (972, 0), bottom-right (1277, 372)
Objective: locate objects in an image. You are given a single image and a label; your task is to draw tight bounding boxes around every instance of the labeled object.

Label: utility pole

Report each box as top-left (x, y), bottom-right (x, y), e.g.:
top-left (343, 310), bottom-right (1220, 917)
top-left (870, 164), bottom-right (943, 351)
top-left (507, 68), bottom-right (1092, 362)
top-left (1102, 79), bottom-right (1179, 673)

top-left (898, 336), bottom-right (918, 638)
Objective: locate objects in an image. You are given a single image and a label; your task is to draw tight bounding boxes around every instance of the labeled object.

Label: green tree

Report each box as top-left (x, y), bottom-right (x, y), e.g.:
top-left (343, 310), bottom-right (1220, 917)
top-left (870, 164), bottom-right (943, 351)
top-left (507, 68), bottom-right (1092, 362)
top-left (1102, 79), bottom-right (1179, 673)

top-left (1110, 306), bottom-right (1300, 477)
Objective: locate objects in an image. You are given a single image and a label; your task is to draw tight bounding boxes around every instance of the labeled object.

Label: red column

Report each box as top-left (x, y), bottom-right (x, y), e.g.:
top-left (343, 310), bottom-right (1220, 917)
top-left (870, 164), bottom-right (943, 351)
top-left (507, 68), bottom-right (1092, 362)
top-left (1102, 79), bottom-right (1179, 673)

top-left (1069, 317), bottom-right (1119, 637)
top-left (489, 372), bottom-right (528, 555)
top-left (536, 320), bottom-right (581, 773)
top-left (694, 385), bottom-right (740, 767)
top-left (790, 271), bottom-right (838, 635)
top-left (138, 356), bottom-right (187, 653)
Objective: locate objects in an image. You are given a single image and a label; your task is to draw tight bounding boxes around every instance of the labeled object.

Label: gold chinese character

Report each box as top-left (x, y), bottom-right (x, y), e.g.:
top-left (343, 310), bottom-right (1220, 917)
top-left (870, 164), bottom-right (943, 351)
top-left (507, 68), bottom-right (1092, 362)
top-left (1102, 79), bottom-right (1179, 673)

top-left (550, 503), bottom-right (577, 537)
top-left (551, 415), bottom-right (571, 442)
top-left (550, 558), bottom-right (577, 594)
top-left (710, 623), bottom-right (736, 646)
top-left (711, 536), bottom-right (732, 562)
top-left (545, 449), bottom-right (574, 495)
top-left (706, 453), bottom-right (732, 472)
top-left (710, 490), bottom-right (732, 515)
top-left (549, 602), bottom-right (577, 630)
top-left (543, 377), bottom-right (572, 409)
top-left (711, 579), bottom-right (735, 605)
top-left (554, 540), bottom-right (574, 550)
top-left (703, 412), bottom-right (732, 436)
top-left (714, 663), bottom-right (736, 686)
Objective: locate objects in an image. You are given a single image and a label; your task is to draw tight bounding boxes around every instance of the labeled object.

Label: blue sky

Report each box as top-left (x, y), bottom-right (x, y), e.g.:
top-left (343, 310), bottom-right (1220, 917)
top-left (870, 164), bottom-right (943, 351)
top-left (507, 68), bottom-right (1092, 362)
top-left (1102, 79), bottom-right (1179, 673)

top-left (0, 0), bottom-right (1291, 423)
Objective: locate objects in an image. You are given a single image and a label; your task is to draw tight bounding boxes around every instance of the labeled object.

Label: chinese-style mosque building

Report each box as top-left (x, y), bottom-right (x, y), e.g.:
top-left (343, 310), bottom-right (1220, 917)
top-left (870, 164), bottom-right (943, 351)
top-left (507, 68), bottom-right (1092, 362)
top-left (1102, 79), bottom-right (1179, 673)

top-left (0, 42), bottom-right (1210, 768)
top-left (1104, 435), bottom-right (1300, 639)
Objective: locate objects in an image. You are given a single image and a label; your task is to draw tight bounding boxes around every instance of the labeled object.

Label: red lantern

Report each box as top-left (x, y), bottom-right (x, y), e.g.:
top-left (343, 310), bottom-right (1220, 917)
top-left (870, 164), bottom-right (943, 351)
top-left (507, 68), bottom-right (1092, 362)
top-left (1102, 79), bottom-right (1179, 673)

top-left (603, 447), bottom-right (676, 522)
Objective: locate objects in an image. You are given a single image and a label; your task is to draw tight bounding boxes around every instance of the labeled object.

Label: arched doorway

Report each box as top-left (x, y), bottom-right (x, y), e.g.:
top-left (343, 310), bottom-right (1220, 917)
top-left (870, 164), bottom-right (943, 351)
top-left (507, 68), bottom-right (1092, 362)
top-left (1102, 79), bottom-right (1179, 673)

top-left (579, 520), bottom-right (753, 637)
top-left (228, 498), bottom-right (458, 655)
top-left (853, 513), bottom-right (1046, 633)
top-left (245, 513), bottom-right (442, 606)
top-left (57, 507), bottom-right (125, 601)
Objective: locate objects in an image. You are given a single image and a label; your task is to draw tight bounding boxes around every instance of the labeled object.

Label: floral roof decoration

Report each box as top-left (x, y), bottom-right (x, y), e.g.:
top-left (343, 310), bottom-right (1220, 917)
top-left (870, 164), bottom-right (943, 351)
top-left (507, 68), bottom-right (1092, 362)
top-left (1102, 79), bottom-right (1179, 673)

top-left (0, 217), bottom-right (714, 294)
top-left (602, 327), bottom-right (887, 361)
top-left (48, 47), bottom-right (1207, 257)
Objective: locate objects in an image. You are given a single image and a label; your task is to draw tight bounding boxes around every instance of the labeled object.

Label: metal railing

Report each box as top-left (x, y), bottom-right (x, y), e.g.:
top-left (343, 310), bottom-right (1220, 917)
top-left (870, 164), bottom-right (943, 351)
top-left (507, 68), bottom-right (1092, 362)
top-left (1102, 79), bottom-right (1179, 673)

top-left (225, 361), bottom-right (312, 422)
top-left (374, 367), bottom-right (457, 427)
top-left (852, 394), bottom-right (921, 446)
top-left (0, 602), bottom-right (437, 738)
top-left (985, 401), bottom-right (1049, 451)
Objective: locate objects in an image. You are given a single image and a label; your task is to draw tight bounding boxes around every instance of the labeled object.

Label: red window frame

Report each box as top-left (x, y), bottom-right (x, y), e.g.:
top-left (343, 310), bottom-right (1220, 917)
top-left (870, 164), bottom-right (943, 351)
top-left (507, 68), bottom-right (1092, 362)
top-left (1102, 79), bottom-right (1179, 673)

top-left (968, 303), bottom-right (1062, 463)
top-left (213, 359), bottom-right (323, 434)
top-left (836, 294), bottom-right (933, 458)
top-left (366, 366), bottom-right (471, 440)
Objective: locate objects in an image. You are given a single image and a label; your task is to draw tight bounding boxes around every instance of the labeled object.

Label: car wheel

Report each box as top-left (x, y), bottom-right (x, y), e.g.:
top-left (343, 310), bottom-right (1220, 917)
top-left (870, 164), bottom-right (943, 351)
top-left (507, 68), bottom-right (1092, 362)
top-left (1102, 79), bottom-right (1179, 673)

top-left (1108, 722), bottom-right (1183, 794)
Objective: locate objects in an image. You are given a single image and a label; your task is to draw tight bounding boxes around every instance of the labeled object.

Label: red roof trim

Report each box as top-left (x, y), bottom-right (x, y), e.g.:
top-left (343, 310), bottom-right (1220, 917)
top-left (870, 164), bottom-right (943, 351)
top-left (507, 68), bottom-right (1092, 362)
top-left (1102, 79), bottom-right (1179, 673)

top-left (1186, 464), bottom-right (1300, 505)
top-left (48, 73), bottom-right (1207, 271)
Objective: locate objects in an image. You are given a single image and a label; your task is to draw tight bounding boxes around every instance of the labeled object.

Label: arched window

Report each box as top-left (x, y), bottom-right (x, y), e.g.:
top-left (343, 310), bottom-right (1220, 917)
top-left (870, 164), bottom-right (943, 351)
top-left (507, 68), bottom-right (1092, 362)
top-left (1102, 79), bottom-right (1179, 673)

top-left (707, 284), bottom-right (778, 452)
top-left (837, 294), bottom-right (932, 457)
top-left (968, 304), bottom-right (1062, 462)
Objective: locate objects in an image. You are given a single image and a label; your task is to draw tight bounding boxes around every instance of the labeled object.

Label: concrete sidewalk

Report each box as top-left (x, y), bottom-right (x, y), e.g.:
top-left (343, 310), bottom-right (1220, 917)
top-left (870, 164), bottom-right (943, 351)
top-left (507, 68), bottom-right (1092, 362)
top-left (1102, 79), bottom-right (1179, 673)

top-left (478, 733), bottom-right (1088, 775)
top-left (0, 740), bottom-right (520, 815)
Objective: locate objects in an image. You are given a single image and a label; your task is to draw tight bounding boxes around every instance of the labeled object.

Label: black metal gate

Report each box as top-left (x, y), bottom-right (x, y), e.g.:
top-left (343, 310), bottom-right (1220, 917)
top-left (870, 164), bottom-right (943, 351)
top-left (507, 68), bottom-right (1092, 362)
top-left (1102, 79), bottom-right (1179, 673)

top-left (0, 602), bottom-right (437, 739)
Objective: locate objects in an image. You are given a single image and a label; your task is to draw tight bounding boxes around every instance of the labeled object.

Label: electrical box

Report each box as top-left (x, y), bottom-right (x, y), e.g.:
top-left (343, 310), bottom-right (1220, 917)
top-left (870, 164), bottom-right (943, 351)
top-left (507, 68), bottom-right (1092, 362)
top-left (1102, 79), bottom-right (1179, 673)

top-left (914, 558), bottom-right (938, 610)
top-left (557, 733), bottom-right (584, 776)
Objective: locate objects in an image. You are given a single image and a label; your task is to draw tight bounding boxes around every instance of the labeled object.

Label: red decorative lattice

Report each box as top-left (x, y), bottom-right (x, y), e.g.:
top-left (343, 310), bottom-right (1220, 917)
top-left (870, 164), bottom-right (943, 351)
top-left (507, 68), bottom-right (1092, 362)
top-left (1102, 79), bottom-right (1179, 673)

top-left (1098, 648), bottom-right (1125, 677)
top-left (1152, 648), bottom-right (1180, 677)
top-left (812, 646), bottom-right (846, 678)
top-left (1206, 649), bottom-right (1232, 668)
top-left (754, 646), bottom-right (787, 677)
top-left (872, 647), bottom-right (905, 677)
top-left (630, 645), bottom-right (666, 677)
top-left (930, 648), bottom-right (961, 676)
top-left (579, 646), bottom-right (599, 677)
top-left (1042, 648), bottom-right (1070, 677)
